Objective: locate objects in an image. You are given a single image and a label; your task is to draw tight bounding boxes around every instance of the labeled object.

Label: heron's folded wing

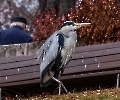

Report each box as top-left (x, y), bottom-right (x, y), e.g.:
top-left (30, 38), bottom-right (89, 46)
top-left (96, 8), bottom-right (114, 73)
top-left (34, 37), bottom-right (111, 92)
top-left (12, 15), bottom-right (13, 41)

top-left (36, 31), bottom-right (61, 63)
top-left (39, 31), bottom-right (64, 80)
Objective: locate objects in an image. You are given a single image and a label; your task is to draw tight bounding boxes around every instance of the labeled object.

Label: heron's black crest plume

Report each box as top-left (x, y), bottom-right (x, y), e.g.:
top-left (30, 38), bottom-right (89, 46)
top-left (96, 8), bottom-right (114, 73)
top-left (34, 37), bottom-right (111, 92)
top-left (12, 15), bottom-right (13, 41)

top-left (60, 21), bottom-right (74, 28)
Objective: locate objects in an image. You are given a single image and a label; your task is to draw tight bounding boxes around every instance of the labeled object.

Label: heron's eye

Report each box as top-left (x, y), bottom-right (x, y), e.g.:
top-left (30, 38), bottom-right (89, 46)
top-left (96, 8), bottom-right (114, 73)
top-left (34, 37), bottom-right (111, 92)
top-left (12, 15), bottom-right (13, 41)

top-left (71, 30), bottom-right (73, 31)
top-left (71, 29), bottom-right (75, 31)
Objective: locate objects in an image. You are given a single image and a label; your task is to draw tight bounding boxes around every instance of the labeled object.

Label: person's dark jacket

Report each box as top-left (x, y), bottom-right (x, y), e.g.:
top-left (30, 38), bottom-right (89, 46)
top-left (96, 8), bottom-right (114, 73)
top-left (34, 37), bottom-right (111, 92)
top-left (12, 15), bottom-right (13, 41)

top-left (0, 25), bottom-right (33, 45)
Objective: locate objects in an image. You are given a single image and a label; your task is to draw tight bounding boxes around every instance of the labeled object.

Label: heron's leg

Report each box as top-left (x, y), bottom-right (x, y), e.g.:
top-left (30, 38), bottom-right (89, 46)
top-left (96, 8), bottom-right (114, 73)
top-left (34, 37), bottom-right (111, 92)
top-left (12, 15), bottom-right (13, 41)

top-left (51, 77), bottom-right (68, 95)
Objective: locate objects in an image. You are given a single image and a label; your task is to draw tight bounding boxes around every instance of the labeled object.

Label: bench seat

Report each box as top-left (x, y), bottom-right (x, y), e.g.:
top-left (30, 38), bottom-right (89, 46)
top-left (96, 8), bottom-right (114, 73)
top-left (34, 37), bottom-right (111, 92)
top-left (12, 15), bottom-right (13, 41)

top-left (0, 42), bottom-right (120, 97)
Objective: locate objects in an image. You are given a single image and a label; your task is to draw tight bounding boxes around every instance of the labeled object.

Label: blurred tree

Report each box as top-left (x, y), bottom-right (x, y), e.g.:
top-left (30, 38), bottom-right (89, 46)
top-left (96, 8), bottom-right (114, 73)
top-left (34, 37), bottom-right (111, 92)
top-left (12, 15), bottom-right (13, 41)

top-left (1, 0), bottom-right (120, 46)
top-left (38, 0), bottom-right (77, 15)
top-left (0, 0), bottom-right (39, 32)
top-left (33, 0), bottom-right (120, 46)
top-left (0, 0), bottom-right (77, 33)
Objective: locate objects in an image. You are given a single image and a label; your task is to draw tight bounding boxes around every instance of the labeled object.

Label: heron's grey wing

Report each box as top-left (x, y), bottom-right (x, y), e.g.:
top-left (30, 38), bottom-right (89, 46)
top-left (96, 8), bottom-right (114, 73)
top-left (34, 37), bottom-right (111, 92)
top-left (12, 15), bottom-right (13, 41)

top-left (39, 32), bottom-right (65, 87)
top-left (36, 31), bottom-right (59, 62)
top-left (38, 31), bottom-right (63, 78)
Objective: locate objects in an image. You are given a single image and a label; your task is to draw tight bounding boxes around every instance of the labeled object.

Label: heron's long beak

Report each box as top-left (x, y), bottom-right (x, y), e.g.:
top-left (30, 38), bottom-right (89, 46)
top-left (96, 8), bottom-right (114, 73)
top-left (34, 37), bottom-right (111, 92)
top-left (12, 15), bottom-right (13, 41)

top-left (74, 23), bottom-right (91, 29)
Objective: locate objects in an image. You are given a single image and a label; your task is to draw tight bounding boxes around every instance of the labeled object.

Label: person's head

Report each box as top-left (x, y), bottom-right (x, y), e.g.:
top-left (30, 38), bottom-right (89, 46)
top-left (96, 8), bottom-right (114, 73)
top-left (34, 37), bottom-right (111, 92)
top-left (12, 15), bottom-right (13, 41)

top-left (10, 17), bottom-right (27, 30)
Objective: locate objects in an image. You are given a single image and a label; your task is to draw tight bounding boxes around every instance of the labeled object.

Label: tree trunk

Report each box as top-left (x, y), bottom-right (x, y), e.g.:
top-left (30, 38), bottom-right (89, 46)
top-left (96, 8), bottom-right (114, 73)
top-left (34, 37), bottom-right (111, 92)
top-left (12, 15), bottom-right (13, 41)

top-left (38, 0), bottom-right (77, 15)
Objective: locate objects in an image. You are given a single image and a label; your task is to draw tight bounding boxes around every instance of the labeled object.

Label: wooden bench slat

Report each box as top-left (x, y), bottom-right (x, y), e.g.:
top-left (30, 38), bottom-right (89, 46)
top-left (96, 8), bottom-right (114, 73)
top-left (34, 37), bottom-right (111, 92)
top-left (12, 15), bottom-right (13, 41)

top-left (0, 65), bottom-right (40, 77)
top-left (0, 79), bottom-right (40, 87)
top-left (67, 54), bottom-right (120, 67)
top-left (75, 42), bottom-right (120, 53)
top-left (64, 60), bottom-right (120, 75)
top-left (0, 59), bottom-right (39, 70)
top-left (72, 47), bottom-right (120, 60)
top-left (62, 69), bottom-right (120, 80)
top-left (0, 54), bottom-right (36, 64)
top-left (0, 72), bottom-right (40, 83)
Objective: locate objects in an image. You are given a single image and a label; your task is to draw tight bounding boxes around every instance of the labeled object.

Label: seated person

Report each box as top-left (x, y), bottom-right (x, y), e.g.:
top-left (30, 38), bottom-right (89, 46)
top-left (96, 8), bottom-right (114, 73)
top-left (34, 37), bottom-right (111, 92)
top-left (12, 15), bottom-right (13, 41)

top-left (0, 17), bottom-right (33, 45)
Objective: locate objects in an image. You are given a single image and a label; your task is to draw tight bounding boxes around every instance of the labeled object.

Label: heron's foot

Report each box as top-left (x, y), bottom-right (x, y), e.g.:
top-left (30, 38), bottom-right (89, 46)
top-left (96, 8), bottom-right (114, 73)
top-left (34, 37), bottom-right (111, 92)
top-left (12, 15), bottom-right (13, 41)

top-left (60, 82), bottom-right (68, 94)
top-left (52, 77), bottom-right (68, 95)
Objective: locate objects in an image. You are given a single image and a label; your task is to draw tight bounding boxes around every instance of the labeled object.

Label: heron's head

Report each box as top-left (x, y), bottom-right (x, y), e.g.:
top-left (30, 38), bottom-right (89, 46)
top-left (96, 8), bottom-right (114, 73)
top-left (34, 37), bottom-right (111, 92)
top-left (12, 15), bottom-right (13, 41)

top-left (60, 21), bottom-right (91, 37)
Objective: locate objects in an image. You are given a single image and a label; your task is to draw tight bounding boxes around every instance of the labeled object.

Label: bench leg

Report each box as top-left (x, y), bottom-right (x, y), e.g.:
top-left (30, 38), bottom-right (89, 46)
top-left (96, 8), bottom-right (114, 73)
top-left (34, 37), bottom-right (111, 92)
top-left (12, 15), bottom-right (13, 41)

top-left (0, 88), bottom-right (1, 100)
top-left (116, 74), bottom-right (120, 89)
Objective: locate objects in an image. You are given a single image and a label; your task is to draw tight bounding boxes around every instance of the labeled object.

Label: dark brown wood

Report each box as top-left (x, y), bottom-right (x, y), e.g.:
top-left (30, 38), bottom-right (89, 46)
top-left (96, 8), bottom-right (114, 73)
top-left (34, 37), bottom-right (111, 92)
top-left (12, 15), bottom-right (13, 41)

top-left (72, 47), bottom-right (120, 60)
top-left (0, 71), bottom-right (40, 83)
top-left (75, 41), bottom-right (120, 53)
top-left (67, 54), bottom-right (120, 67)
top-left (62, 69), bottom-right (120, 80)
top-left (0, 41), bottom-right (120, 91)
top-left (64, 60), bottom-right (120, 75)
top-left (0, 79), bottom-right (40, 87)
top-left (0, 54), bottom-right (36, 64)
top-left (0, 57), bottom-right (38, 70)
top-left (0, 65), bottom-right (39, 77)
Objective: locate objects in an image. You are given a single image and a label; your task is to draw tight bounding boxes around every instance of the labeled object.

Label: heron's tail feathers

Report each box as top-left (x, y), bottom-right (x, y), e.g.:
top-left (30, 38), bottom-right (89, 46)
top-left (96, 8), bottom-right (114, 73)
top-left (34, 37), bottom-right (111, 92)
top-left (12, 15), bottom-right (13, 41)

top-left (40, 79), bottom-right (53, 88)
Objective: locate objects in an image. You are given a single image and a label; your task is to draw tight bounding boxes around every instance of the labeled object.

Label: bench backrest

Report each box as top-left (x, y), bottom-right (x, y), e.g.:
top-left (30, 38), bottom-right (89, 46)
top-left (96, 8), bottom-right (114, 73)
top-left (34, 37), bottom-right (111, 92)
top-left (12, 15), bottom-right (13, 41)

top-left (0, 42), bottom-right (120, 87)
top-left (62, 42), bottom-right (120, 80)
top-left (0, 54), bottom-right (39, 87)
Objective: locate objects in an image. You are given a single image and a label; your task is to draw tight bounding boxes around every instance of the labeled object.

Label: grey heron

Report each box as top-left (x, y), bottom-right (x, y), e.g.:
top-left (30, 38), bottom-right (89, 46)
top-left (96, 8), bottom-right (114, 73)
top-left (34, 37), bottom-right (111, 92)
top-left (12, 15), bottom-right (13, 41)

top-left (37, 21), bottom-right (91, 95)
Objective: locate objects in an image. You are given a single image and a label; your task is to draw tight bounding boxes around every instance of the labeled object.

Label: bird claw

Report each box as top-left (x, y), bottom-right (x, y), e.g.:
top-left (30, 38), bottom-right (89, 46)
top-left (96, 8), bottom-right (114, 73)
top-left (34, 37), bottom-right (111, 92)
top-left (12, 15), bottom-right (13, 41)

top-left (52, 77), bottom-right (68, 95)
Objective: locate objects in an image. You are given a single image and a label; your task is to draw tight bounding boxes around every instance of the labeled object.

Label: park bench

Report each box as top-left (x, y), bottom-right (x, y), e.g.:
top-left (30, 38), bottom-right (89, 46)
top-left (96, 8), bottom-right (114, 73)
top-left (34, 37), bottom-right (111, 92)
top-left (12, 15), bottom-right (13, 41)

top-left (0, 41), bottom-right (120, 98)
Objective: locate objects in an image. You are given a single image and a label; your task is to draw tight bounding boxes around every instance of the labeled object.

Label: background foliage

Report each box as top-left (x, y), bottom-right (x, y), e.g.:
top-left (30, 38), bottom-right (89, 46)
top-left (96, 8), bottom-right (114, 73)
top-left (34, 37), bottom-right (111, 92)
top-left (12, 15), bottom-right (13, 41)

top-left (33, 0), bottom-right (120, 46)
top-left (0, 0), bottom-right (120, 46)
top-left (0, 0), bottom-right (75, 32)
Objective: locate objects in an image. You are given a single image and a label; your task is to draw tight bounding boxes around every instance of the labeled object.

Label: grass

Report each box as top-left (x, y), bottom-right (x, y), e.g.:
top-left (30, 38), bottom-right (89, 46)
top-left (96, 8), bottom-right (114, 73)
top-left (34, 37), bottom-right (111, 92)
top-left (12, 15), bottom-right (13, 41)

top-left (17, 87), bottom-right (120, 100)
